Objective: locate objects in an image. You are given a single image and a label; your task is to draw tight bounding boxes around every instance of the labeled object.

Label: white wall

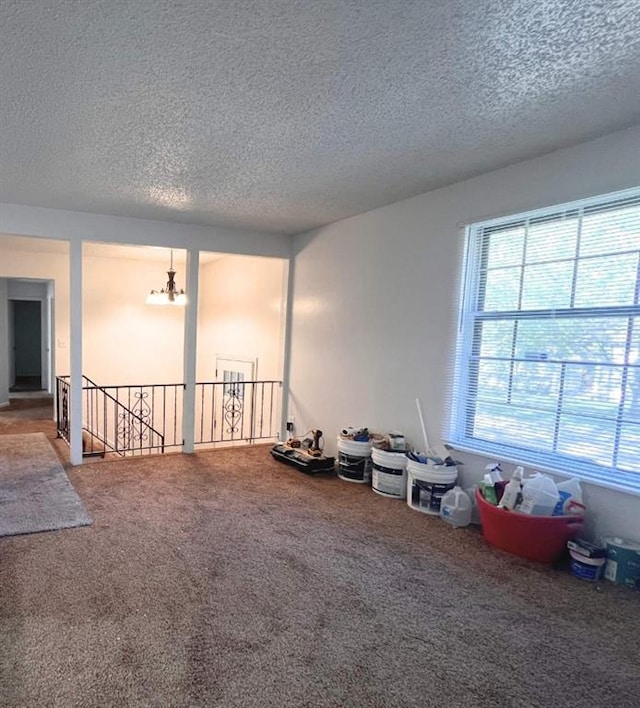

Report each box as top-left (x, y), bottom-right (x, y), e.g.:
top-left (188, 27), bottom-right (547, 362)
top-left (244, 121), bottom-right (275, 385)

top-left (0, 245), bottom-right (175, 448)
top-left (196, 255), bottom-right (287, 382)
top-left (0, 240), bottom-right (187, 385)
top-left (289, 124), bottom-right (640, 542)
top-left (0, 240), bottom-right (286, 388)
top-left (82, 253), bottom-right (185, 385)
top-left (0, 239), bottom-right (70, 376)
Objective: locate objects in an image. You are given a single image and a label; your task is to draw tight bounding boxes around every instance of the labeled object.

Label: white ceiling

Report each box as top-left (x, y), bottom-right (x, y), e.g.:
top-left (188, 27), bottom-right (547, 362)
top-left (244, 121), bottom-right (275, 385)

top-left (1, 0), bottom-right (639, 236)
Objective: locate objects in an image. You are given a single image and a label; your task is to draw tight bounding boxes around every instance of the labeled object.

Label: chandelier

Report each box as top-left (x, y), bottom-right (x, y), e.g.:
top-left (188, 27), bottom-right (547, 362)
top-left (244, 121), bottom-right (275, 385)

top-left (146, 250), bottom-right (187, 306)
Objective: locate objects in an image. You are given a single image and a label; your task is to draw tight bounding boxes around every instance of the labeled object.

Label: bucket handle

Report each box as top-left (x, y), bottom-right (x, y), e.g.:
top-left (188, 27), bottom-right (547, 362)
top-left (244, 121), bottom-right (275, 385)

top-left (341, 459), bottom-right (366, 468)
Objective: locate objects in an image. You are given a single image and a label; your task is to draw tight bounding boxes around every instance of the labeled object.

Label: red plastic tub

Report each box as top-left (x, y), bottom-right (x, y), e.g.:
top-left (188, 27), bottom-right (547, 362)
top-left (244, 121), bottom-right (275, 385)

top-left (476, 488), bottom-right (583, 563)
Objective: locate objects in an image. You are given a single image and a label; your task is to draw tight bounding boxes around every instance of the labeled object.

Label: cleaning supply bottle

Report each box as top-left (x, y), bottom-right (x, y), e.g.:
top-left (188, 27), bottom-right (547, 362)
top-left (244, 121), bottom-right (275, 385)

top-left (519, 473), bottom-right (559, 515)
top-left (480, 462), bottom-right (503, 504)
top-left (498, 466), bottom-right (524, 511)
top-left (553, 478), bottom-right (583, 516)
top-left (440, 486), bottom-right (472, 527)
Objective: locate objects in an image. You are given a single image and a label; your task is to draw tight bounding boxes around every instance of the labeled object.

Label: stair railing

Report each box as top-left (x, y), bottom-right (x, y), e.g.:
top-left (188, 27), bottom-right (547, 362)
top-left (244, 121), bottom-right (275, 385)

top-left (56, 375), bottom-right (166, 457)
top-left (56, 376), bottom-right (282, 457)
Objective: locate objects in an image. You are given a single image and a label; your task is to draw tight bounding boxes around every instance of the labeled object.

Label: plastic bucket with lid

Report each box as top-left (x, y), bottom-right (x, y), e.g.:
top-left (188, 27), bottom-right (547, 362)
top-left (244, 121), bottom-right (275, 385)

top-left (569, 550), bottom-right (605, 582)
top-left (337, 437), bottom-right (373, 484)
top-left (406, 459), bottom-right (457, 515)
top-left (371, 448), bottom-right (407, 499)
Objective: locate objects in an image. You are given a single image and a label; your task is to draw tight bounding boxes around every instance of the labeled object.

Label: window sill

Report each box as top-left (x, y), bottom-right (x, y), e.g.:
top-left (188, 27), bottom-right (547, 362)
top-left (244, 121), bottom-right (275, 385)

top-left (447, 440), bottom-right (640, 498)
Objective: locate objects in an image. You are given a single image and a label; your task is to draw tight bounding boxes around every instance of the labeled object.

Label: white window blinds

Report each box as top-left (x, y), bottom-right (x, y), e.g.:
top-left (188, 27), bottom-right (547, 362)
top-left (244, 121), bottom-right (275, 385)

top-left (449, 188), bottom-right (640, 493)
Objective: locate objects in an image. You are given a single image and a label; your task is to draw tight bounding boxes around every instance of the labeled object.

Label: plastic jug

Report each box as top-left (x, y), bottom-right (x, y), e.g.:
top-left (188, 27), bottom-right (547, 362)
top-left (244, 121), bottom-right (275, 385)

top-left (440, 486), bottom-right (472, 527)
top-left (519, 473), bottom-right (559, 515)
top-left (553, 477), bottom-right (583, 515)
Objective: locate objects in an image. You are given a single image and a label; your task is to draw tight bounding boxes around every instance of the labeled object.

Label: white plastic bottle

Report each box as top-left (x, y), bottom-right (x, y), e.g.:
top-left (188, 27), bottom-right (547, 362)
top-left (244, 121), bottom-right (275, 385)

top-left (440, 486), bottom-right (472, 527)
top-left (498, 466), bottom-right (525, 511)
top-left (519, 473), bottom-right (559, 515)
top-left (553, 478), bottom-right (583, 515)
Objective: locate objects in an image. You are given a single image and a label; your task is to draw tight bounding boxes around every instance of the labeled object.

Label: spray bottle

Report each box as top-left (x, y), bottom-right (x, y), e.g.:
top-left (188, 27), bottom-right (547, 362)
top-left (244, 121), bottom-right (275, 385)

top-left (480, 462), bottom-right (503, 505)
top-left (498, 466), bottom-right (524, 511)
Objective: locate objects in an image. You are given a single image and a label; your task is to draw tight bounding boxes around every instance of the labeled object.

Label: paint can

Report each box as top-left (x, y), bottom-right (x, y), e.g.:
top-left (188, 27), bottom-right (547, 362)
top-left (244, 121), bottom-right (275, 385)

top-left (406, 459), bottom-right (457, 515)
top-left (569, 550), bottom-right (606, 582)
top-left (604, 538), bottom-right (640, 590)
top-left (337, 437), bottom-right (373, 484)
top-left (371, 448), bottom-right (407, 499)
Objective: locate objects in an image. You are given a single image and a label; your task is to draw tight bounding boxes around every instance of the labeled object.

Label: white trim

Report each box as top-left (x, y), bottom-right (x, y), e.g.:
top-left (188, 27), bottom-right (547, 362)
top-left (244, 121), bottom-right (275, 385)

top-left (215, 355), bottom-right (258, 380)
top-left (0, 202), bottom-right (290, 259)
top-left (448, 442), bottom-right (640, 498)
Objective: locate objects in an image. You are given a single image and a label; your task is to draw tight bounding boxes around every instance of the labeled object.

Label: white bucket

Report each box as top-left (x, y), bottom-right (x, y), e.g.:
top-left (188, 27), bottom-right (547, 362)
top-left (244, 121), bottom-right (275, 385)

top-left (371, 448), bottom-right (407, 499)
top-left (406, 459), bottom-right (457, 515)
top-left (337, 437), bottom-right (373, 484)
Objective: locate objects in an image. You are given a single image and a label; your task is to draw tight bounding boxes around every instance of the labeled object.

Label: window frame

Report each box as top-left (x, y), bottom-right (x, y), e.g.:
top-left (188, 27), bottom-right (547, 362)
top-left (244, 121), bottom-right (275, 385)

top-left (449, 186), bottom-right (640, 496)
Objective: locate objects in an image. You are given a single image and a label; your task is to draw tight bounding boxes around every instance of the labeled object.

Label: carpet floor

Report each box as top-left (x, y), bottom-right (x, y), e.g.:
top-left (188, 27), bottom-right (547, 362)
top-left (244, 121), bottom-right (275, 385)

top-left (0, 432), bottom-right (91, 537)
top-left (0, 420), bottom-right (638, 706)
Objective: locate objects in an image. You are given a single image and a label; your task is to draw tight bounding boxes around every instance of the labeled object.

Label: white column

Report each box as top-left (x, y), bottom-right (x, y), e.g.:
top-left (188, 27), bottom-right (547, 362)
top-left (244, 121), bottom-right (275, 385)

top-left (69, 239), bottom-right (83, 465)
top-left (279, 255), bottom-right (295, 439)
top-left (182, 249), bottom-right (199, 453)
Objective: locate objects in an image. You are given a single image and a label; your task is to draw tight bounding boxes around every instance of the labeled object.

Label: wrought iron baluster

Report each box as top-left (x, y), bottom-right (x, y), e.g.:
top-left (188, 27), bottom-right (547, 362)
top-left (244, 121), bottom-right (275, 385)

top-left (224, 385), bottom-right (243, 438)
top-left (260, 382), bottom-right (265, 438)
top-left (173, 385), bottom-right (177, 446)
top-left (212, 383), bottom-right (217, 441)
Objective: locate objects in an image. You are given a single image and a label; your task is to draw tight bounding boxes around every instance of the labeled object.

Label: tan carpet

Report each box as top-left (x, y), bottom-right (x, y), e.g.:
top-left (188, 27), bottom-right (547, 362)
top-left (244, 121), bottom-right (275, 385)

top-left (0, 433), bottom-right (91, 537)
top-left (0, 443), bottom-right (638, 707)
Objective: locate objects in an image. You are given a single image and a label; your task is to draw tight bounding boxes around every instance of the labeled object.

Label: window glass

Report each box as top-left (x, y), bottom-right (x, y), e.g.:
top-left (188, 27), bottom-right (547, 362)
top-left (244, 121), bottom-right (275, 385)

top-left (451, 189), bottom-right (640, 491)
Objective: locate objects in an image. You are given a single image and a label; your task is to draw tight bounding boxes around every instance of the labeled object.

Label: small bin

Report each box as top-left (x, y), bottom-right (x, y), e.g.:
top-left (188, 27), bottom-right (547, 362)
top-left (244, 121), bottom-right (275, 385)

top-left (476, 488), bottom-right (583, 563)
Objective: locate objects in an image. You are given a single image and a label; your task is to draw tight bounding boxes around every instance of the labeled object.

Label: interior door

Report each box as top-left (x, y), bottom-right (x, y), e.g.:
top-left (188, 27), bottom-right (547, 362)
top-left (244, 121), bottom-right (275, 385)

top-left (215, 356), bottom-right (256, 442)
top-left (11, 300), bottom-right (42, 390)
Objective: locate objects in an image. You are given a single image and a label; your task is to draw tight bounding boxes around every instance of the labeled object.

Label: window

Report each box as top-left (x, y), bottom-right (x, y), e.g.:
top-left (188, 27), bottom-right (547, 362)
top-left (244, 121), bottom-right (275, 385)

top-left (450, 188), bottom-right (640, 494)
top-left (222, 369), bottom-right (246, 399)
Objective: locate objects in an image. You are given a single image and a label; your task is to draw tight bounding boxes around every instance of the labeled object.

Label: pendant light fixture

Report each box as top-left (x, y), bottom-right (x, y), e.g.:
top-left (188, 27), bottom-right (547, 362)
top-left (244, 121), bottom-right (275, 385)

top-left (146, 250), bottom-right (187, 306)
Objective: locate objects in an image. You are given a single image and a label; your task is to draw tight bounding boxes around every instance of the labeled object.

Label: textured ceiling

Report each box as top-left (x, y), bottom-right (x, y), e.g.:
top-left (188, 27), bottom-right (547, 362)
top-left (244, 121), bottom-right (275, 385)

top-left (1, 0), bottom-right (640, 236)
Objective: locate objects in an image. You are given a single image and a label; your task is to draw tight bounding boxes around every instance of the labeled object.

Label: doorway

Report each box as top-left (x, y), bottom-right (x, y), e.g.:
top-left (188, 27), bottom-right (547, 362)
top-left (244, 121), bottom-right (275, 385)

top-left (10, 300), bottom-right (43, 391)
top-left (215, 356), bottom-right (256, 442)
